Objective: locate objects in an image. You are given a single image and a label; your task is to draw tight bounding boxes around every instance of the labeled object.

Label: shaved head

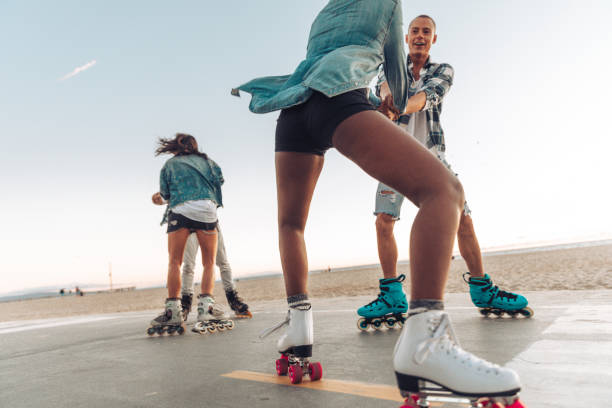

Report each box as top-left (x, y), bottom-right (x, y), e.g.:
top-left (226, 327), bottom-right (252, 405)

top-left (409, 15), bottom-right (436, 33)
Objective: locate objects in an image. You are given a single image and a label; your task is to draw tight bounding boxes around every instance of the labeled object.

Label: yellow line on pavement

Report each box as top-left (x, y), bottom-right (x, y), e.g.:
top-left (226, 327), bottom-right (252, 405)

top-left (222, 370), bottom-right (444, 405)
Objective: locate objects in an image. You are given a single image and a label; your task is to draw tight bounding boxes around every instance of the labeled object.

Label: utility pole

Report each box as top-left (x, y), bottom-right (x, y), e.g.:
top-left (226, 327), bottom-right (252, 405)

top-left (109, 262), bottom-right (113, 291)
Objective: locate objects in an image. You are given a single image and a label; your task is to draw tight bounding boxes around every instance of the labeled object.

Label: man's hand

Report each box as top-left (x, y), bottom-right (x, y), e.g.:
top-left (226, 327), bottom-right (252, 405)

top-left (377, 96), bottom-right (400, 121)
top-left (377, 81), bottom-right (400, 121)
top-left (152, 192), bottom-right (165, 205)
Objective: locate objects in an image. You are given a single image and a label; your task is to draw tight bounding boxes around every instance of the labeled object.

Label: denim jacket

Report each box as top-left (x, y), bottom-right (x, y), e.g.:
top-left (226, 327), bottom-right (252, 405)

top-left (232, 0), bottom-right (407, 114)
top-left (159, 155), bottom-right (224, 225)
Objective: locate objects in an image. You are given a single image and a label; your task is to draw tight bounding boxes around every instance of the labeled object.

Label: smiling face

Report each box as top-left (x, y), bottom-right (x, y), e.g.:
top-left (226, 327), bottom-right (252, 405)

top-left (406, 16), bottom-right (437, 59)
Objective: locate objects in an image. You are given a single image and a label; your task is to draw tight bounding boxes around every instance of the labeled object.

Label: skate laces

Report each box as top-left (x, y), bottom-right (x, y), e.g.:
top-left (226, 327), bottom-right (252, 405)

top-left (486, 284), bottom-right (517, 302)
top-left (414, 314), bottom-right (500, 375)
top-left (364, 290), bottom-right (392, 309)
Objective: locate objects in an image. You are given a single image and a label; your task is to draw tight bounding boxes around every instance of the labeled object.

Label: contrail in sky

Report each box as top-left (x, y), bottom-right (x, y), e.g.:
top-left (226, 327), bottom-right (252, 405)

top-left (58, 60), bottom-right (97, 81)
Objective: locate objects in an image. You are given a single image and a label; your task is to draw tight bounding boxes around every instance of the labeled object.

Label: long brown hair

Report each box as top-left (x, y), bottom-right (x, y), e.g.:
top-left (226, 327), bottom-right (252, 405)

top-left (155, 133), bottom-right (208, 159)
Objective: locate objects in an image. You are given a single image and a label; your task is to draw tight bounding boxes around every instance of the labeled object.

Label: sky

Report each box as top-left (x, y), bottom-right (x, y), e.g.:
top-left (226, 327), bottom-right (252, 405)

top-left (1, 0), bottom-right (611, 294)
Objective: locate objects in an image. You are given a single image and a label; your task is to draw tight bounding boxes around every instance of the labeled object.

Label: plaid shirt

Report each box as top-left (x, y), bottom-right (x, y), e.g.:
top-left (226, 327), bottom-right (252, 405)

top-left (377, 56), bottom-right (453, 151)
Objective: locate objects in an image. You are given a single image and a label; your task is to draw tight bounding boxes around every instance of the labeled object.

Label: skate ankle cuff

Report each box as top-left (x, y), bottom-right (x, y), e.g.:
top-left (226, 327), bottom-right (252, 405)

top-left (380, 274), bottom-right (406, 285)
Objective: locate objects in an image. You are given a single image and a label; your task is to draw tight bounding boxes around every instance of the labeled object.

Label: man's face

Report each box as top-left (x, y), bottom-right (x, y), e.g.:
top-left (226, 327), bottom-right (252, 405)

top-left (406, 17), bottom-right (437, 57)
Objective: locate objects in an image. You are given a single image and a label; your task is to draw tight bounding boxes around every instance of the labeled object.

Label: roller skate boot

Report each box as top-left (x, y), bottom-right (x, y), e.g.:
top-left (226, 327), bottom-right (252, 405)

top-left (147, 298), bottom-right (186, 336)
top-left (357, 274), bottom-right (408, 331)
top-left (192, 295), bottom-right (235, 334)
top-left (225, 288), bottom-right (252, 319)
top-left (260, 302), bottom-right (322, 384)
top-left (180, 292), bottom-right (193, 322)
top-left (394, 310), bottom-right (525, 407)
top-left (463, 273), bottom-right (533, 318)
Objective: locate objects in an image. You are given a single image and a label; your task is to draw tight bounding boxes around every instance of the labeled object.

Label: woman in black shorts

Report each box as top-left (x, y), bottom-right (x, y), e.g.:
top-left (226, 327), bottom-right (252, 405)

top-left (147, 133), bottom-right (224, 335)
top-left (233, 0), bottom-right (523, 403)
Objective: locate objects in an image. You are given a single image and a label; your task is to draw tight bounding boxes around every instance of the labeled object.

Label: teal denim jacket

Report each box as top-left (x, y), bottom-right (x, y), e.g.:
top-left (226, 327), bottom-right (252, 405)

top-left (233, 0), bottom-right (407, 114)
top-left (159, 155), bottom-right (224, 225)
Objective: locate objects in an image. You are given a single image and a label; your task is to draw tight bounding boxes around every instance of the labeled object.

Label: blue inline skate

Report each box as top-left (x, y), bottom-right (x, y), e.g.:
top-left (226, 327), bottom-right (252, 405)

top-left (357, 274), bottom-right (408, 331)
top-left (463, 272), bottom-right (533, 318)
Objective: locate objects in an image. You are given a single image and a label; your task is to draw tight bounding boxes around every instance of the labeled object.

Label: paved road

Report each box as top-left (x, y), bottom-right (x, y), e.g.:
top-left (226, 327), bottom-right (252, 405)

top-left (1, 290), bottom-right (610, 407)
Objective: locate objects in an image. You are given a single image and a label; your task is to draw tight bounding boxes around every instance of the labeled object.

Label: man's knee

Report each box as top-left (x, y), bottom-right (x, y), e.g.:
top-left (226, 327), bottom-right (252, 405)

top-left (375, 213), bottom-right (396, 236)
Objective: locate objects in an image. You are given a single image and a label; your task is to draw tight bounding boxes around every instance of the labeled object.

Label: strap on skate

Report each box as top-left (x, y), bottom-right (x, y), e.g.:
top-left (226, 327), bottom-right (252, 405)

top-left (258, 311), bottom-right (290, 339)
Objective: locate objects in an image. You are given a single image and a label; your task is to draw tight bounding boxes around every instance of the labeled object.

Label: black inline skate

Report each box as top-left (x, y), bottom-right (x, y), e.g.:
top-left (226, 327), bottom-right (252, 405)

top-left (181, 292), bottom-right (193, 321)
top-left (225, 288), bottom-right (252, 319)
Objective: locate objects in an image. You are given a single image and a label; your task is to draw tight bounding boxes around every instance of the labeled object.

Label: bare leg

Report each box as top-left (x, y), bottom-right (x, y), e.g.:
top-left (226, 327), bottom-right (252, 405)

top-left (375, 213), bottom-right (399, 279)
top-left (167, 228), bottom-right (191, 298)
top-left (333, 111), bottom-right (464, 300)
top-left (275, 152), bottom-right (324, 296)
top-left (195, 229), bottom-right (218, 295)
top-left (457, 213), bottom-right (485, 277)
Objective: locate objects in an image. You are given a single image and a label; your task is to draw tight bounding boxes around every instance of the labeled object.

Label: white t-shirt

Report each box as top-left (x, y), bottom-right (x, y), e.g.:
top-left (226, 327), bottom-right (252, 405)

top-left (172, 199), bottom-right (218, 223)
top-left (399, 69), bottom-right (428, 146)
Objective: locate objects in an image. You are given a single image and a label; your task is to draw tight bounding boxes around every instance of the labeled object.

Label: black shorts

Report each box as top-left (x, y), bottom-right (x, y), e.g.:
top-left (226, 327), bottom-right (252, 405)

top-left (275, 88), bottom-right (376, 156)
top-left (166, 211), bottom-right (218, 234)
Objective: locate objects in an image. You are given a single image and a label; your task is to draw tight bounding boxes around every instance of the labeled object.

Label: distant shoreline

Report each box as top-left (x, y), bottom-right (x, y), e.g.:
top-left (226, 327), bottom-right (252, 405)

top-left (2, 238), bottom-right (611, 303)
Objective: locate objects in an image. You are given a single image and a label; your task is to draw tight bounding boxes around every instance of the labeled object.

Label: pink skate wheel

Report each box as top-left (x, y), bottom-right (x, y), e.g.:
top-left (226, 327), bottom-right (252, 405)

top-left (399, 394), bottom-right (419, 408)
top-left (308, 362), bottom-right (323, 381)
top-left (288, 365), bottom-right (303, 384)
top-left (275, 358), bottom-right (288, 376)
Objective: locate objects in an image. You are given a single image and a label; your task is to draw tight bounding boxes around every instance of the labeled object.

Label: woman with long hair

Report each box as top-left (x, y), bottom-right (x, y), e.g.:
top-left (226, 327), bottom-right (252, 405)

top-left (148, 133), bottom-right (232, 335)
top-left (233, 0), bottom-right (524, 405)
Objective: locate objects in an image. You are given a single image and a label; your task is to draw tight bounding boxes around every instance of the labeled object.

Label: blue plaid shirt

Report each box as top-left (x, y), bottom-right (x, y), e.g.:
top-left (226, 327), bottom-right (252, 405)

top-left (377, 56), bottom-right (453, 151)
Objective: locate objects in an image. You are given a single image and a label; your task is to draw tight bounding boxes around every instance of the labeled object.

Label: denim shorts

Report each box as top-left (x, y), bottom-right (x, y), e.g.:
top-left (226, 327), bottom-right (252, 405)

top-left (167, 211), bottom-right (218, 234)
top-left (373, 151), bottom-right (471, 219)
top-left (275, 88), bottom-right (376, 156)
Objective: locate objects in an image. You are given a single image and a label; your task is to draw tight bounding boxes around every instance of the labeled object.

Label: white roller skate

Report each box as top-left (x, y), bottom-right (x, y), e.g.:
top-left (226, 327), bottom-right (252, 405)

top-left (394, 310), bottom-right (526, 408)
top-left (192, 295), bottom-right (235, 334)
top-left (260, 303), bottom-right (322, 384)
top-left (147, 298), bottom-right (186, 336)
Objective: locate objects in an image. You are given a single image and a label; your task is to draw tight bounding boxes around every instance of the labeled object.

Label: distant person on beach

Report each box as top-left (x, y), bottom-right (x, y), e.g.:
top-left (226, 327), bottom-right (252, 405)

top-left (152, 193), bottom-right (251, 319)
top-left (147, 133), bottom-right (232, 335)
top-left (364, 15), bottom-right (531, 323)
top-left (233, 0), bottom-right (523, 402)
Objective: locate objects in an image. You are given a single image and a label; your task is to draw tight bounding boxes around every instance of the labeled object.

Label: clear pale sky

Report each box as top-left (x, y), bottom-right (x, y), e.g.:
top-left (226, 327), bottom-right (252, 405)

top-left (1, 0), bottom-right (611, 293)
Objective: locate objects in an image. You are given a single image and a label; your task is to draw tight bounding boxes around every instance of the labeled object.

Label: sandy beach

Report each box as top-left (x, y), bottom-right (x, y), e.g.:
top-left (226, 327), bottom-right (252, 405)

top-left (2, 242), bottom-right (611, 322)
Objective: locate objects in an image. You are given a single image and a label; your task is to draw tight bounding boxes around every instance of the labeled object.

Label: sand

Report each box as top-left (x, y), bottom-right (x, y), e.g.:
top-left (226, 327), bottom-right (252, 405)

top-left (1, 243), bottom-right (611, 322)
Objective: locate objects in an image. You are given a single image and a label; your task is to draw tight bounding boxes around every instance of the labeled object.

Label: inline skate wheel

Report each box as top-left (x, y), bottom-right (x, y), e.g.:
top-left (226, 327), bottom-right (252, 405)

top-left (218, 324), bottom-right (226, 332)
top-left (479, 308), bottom-right (491, 317)
top-left (147, 327), bottom-right (156, 336)
top-left (520, 307), bottom-right (534, 318)
top-left (371, 318), bottom-right (383, 330)
top-left (275, 357), bottom-right (288, 376)
top-left (167, 326), bottom-right (176, 334)
top-left (308, 361), bottom-right (322, 381)
top-left (288, 365), bottom-right (303, 384)
top-left (384, 318), bottom-right (396, 329)
top-left (357, 318), bottom-right (369, 331)
top-left (206, 325), bottom-right (217, 334)
top-left (177, 325), bottom-right (185, 335)
top-left (227, 320), bottom-right (235, 330)
top-left (155, 326), bottom-right (165, 335)
top-left (491, 309), bottom-right (503, 317)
